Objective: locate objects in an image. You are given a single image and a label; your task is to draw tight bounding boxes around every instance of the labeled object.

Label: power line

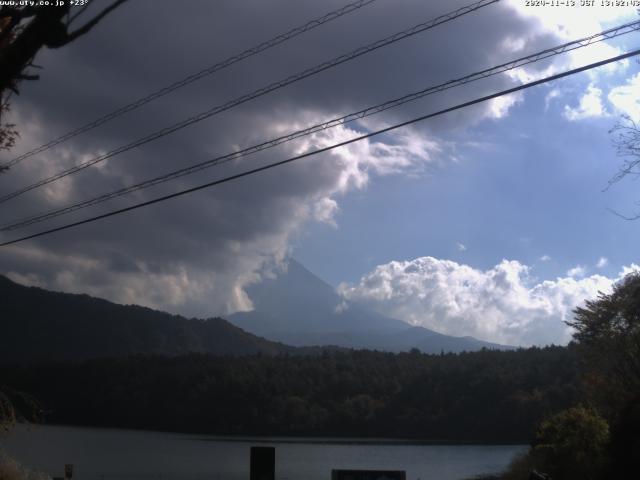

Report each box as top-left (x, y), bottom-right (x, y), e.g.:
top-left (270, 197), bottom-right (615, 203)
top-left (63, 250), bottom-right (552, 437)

top-left (2, 47), bottom-right (638, 248)
top-left (0, 0), bottom-right (500, 205)
top-left (0, 0), bottom-right (379, 170)
top-left (3, 19), bottom-right (638, 232)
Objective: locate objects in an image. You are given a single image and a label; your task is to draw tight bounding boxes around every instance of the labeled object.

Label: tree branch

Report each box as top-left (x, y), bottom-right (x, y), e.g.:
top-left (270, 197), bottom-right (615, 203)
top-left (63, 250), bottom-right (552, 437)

top-left (607, 207), bottom-right (640, 221)
top-left (60, 0), bottom-right (128, 46)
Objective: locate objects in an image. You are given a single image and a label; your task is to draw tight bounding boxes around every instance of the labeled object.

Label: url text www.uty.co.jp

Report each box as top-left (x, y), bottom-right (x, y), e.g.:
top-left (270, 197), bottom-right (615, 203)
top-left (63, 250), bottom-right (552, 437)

top-left (0, 0), bottom-right (89, 7)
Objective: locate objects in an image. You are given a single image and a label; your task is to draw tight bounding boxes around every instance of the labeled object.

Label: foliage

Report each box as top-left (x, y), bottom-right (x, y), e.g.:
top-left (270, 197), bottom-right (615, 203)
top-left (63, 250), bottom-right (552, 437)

top-left (489, 274), bottom-right (640, 480)
top-left (0, 453), bottom-right (50, 480)
top-left (0, 2), bottom-right (128, 172)
top-left (0, 389), bottom-right (16, 430)
top-left (607, 396), bottom-right (640, 477)
top-left (568, 272), bottom-right (640, 413)
top-left (531, 406), bottom-right (609, 480)
top-left (496, 453), bottom-right (536, 480)
top-left (0, 2), bottom-right (129, 94)
top-left (0, 386), bottom-right (41, 431)
top-left (0, 275), bottom-right (292, 363)
top-left (466, 453), bottom-right (537, 480)
top-left (492, 273), bottom-right (640, 480)
top-left (608, 116), bottom-right (640, 219)
top-left (0, 346), bottom-right (580, 443)
top-left (0, 97), bottom-right (17, 155)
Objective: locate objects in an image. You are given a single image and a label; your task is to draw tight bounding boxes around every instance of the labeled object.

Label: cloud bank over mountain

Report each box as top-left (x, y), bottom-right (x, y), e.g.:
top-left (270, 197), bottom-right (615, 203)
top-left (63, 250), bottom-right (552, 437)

top-left (0, 0), bottom-right (636, 335)
top-left (339, 256), bottom-right (639, 346)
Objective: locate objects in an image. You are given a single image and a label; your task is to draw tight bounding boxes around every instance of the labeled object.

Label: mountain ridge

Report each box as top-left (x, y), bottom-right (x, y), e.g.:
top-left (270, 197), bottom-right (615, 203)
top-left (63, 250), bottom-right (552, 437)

top-left (229, 259), bottom-right (512, 353)
top-left (1, 259), bottom-right (511, 364)
top-left (0, 274), bottom-right (293, 363)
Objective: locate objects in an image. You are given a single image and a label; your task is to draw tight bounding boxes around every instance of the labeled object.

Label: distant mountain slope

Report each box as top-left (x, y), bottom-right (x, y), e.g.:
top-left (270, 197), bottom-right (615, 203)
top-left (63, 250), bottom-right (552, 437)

top-left (229, 260), bottom-right (511, 353)
top-left (230, 259), bottom-right (408, 336)
top-left (0, 275), bottom-right (291, 364)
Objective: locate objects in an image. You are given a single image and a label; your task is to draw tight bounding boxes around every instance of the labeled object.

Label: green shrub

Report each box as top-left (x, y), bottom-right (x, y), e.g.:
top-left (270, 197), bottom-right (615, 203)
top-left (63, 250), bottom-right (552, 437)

top-left (532, 406), bottom-right (609, 480)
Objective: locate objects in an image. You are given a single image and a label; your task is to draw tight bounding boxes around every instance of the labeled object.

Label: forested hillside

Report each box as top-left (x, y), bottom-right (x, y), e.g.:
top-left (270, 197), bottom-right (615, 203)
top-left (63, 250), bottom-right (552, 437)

top-left (1, 346), bottom-right (579, 443)
top-left (0, 275), bottom-right (291, 362)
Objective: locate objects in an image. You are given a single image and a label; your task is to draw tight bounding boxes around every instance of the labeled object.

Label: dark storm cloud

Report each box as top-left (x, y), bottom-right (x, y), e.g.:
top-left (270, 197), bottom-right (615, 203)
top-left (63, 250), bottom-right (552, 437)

top-left (0, 0), bottom-right (570, 315)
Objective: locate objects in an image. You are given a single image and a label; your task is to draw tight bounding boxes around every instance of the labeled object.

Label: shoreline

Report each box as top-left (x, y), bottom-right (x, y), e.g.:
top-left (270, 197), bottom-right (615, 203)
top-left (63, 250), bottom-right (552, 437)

top-left (9, 422), bottom-right (528, 447)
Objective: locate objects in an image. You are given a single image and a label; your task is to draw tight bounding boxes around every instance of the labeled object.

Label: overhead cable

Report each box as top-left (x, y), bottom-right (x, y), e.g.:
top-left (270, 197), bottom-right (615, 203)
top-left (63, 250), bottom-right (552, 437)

top-left (2, 47), bottom-right (638, 247)
top-left (3, 19), bottom-right (639, 232)
top-left (0, 0), bottom-right (500, 204)
top-left (0, 0), bottom-right (379, 170)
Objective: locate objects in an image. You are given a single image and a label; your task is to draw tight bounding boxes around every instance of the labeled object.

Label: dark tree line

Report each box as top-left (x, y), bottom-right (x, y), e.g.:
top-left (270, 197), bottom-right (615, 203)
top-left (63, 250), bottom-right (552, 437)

top-left (0, 345), bottom-right (581, 443)
top-left (3, 273), bottom-right (639, 478)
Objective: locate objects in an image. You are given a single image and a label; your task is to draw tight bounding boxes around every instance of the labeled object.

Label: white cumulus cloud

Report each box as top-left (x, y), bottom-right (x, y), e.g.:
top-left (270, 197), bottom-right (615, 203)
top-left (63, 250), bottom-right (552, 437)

top-left (544, 89), bottom-right (561, 111)
top-left (486, 92), bottom-right (524, 119)
top-left (608, 73), bottom-right (640, 123)
top-left (566, 265), bottom-right (586, 278)
top-left (563, 84), bottom-right (608, 121)
top-left (339, 256), bottom-right (637, 347)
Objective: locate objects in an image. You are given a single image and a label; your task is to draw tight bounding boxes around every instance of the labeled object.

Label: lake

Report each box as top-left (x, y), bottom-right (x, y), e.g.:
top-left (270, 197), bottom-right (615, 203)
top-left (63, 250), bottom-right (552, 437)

top-left (1, 424), bottom-right (526, 480)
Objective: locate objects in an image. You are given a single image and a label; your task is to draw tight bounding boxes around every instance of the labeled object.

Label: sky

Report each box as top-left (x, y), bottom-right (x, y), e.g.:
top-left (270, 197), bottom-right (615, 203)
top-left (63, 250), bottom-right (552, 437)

top-left (1, 0), bottom-right (639, 346)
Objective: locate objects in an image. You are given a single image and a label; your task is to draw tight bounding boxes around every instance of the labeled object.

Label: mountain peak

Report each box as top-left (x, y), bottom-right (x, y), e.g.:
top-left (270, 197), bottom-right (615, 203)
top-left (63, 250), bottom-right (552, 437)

top-left (230, 260), bottom-right (512, 353)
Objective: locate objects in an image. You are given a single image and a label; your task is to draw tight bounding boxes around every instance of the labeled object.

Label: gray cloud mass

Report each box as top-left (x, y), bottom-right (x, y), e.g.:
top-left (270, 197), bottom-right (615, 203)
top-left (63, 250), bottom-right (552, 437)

top-left (0, 0), bottom-right (576, 318)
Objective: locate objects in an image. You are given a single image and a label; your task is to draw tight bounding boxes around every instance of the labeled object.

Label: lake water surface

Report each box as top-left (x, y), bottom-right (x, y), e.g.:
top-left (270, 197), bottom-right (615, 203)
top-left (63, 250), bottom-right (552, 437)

top-left (1, 424), bottom-right (526, 480)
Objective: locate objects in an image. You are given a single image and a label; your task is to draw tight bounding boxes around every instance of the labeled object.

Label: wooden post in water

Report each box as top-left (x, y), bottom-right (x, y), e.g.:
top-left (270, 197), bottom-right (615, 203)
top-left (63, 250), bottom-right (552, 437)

top-left (250, 446), bottom-right (275, 480)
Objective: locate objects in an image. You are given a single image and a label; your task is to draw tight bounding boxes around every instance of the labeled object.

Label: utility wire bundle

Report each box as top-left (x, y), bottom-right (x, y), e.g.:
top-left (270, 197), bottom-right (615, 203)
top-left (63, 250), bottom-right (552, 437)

top-left (0, 0), bottom-right (499, 204)
top-left (1, 0), bottom-right (637, 246)
top-left (0, 0), bottom-right (379, 170)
